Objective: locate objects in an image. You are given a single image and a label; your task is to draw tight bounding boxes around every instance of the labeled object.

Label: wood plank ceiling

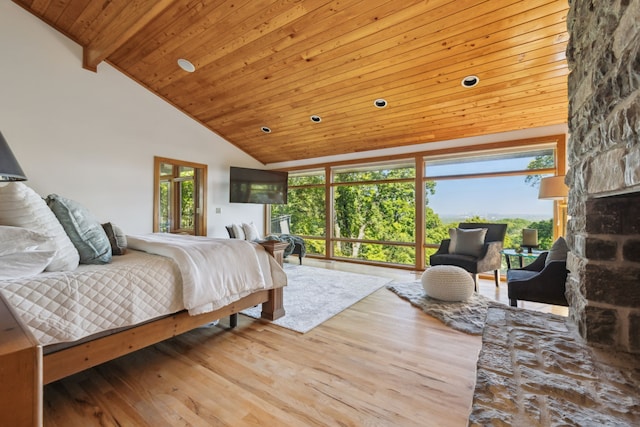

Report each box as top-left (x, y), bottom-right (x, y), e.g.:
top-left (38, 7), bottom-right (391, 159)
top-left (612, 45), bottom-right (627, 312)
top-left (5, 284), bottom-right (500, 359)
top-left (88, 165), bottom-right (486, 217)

top-left (14, 0), bottom-right (569, 165)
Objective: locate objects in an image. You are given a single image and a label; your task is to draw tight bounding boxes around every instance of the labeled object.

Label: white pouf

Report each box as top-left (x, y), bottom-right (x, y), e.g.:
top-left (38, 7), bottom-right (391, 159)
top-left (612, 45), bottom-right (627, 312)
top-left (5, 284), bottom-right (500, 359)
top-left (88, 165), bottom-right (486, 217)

top-left (421, 265), bottom-right (474, 302)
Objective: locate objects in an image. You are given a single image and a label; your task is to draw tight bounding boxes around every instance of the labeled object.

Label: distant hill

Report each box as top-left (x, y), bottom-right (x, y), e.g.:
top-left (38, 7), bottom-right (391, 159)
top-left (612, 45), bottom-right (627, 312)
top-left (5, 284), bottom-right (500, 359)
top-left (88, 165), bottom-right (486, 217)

top-left (440, 214), bottom-right (552, 224)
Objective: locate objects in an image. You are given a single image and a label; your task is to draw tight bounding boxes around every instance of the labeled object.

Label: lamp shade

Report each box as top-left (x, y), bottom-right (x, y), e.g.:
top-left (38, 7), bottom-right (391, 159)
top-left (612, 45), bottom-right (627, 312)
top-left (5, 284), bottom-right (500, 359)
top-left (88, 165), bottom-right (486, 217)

top-left (0, 132), bottom-right (27, 181)
top-left (538, 175), bottom-right (567, 200)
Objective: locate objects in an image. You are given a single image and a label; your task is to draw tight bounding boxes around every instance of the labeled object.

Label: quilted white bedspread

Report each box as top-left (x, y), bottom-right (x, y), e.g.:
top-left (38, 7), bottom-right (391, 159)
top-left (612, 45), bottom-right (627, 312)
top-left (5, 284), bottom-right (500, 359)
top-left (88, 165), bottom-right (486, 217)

top-left (0, 250), bottom-right (183, 345)
top-left (127, 233), bottom-right (286, 315)
top-left (0, 236), bottom-right (287, 346)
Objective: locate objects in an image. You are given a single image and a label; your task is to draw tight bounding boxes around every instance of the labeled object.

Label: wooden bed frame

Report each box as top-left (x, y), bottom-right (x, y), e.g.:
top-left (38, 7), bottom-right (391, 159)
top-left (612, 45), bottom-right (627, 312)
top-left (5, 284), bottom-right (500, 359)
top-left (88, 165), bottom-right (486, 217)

top-left (0, 240), bottom-right (288, 427)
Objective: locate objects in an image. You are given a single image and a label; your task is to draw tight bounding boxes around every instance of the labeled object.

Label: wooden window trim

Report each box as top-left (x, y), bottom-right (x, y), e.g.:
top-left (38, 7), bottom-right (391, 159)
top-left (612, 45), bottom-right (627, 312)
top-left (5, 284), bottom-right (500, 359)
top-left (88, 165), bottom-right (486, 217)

top-left (270, 135), bottom-right (566, 270)
top-left (153, 156), bottom-right (207, 236)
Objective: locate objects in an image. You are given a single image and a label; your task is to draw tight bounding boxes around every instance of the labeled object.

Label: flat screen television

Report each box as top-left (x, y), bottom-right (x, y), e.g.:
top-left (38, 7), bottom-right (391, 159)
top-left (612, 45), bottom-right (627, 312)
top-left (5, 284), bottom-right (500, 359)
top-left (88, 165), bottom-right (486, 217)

top-left (229, 166), bottom-right (288, 204)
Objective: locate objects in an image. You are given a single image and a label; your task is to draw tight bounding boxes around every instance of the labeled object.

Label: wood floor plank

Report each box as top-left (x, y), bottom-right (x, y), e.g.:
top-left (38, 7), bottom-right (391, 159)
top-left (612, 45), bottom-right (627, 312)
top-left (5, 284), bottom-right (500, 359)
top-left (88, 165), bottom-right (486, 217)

top-left (42, 259), bottom-right (564, 426)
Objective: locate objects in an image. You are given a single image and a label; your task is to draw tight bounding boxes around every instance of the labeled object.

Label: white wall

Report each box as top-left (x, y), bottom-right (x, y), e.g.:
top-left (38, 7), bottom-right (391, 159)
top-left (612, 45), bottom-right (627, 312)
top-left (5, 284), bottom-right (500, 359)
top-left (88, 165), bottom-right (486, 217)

top-left (0, 2), bottom-right (265, 237)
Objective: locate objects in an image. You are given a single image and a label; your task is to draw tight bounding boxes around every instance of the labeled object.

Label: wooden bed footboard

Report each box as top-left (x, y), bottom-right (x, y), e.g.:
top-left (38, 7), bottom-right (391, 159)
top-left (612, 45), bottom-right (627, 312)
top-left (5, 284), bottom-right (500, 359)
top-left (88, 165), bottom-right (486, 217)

top-left (0, 292), bottom-right (42, 427)
top-left (0, 240), bottom-right (288, 426)
top-left (43, 288), bottom-right (283, 384)
top-left (0, 286), bottom-right (284, 426)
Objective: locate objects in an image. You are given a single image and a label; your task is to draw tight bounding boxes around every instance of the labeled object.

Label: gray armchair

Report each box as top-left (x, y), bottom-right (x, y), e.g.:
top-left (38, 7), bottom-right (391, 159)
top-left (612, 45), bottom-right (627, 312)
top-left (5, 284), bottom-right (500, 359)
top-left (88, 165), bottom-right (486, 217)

top-left (507, 252), bottom-right (569, 307)
top-left (429, 222), bottom-right (507, 288)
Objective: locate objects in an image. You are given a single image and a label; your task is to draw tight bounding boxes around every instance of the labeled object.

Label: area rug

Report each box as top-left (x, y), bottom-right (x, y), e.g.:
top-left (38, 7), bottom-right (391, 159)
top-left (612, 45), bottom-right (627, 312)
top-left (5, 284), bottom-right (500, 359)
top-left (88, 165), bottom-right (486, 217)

top-left (242, 264), bottom-right (393, 333)
top-left (386, 281), bottom-right (502, 335)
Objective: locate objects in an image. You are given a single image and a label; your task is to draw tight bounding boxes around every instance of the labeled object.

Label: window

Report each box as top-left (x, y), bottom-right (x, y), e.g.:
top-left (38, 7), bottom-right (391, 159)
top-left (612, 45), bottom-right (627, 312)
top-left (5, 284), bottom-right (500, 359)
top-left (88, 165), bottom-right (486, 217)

top-left (423, 146), bottom-right (557, 267)
top-left (268, 135), bottom-right (565, 271)
top-left (332, 161), bottom-right (416, 266)
top-left (153, 157), bottom-right (207, 235)
top-left (270, 169), bottom-right (326, 255)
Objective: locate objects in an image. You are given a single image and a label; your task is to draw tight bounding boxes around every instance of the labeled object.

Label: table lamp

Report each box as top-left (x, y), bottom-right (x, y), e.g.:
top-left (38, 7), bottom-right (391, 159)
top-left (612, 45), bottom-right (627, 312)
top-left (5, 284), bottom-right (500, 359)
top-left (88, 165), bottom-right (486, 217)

top-left (0, 132), bottom-right (27, 181)
top-left (521, 228), bottom-right (538, 253)
top-left (538, 175), bottom-right (568, 236)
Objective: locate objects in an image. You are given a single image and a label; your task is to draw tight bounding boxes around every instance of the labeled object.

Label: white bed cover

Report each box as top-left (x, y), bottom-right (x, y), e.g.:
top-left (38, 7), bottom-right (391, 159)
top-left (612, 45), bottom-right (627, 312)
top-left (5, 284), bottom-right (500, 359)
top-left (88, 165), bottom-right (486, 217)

top-left (0, 235), bottom-right (286, 346)
top-left (126, 233), bottom-right (287, 315)
top-left (0, 250), bottom-right (183, 345)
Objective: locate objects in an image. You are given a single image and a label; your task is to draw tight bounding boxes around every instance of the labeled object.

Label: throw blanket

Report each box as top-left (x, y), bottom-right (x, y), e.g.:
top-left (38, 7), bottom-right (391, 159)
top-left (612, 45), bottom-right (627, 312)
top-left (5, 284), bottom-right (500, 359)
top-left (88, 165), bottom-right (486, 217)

top-left (128, 234), bottom-right (274, 315)
top-left (264, 234), bottom-right (306, 258)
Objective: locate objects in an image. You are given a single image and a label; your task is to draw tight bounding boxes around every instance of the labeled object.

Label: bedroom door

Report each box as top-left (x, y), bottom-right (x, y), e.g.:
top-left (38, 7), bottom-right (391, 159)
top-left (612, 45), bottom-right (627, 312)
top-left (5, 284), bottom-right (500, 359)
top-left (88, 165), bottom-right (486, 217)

top-left (153, 156), bottom-right (207, 235)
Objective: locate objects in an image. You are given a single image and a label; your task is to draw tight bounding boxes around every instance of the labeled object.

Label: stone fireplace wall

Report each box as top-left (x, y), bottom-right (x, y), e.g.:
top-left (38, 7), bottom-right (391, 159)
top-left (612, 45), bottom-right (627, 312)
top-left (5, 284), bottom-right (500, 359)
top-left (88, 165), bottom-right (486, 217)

top-left (566, 0), bottom-right (640, 353)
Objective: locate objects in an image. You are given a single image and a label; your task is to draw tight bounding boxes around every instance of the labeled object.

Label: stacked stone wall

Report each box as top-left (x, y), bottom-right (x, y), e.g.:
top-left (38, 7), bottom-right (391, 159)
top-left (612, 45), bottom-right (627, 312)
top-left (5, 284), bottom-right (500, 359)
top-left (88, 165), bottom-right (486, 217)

top-left (566, 0), bottom-right (640, 353)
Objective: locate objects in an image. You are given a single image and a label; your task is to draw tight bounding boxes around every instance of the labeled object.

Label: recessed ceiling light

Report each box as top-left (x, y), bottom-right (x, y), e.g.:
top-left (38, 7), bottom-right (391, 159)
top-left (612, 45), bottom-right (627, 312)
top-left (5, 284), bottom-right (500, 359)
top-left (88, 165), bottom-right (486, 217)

top-left (461, 75), bottom-right (479, 88)
top-left (310, 115), bottom-right (322, 123)
top-left (261, 126), bottom-right (272, 133)
top-left (374, 98), bottom-right (388, 108)
top-left (177, 58), bottom-right (196, 72)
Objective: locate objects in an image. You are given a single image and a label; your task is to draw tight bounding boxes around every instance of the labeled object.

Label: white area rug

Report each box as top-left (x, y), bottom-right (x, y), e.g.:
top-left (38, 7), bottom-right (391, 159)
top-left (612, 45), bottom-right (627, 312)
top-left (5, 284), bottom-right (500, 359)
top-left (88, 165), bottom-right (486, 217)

top-left (387, 281), bottom-right (503, 335)
top-left (242, 264), bottom-right (392, 333)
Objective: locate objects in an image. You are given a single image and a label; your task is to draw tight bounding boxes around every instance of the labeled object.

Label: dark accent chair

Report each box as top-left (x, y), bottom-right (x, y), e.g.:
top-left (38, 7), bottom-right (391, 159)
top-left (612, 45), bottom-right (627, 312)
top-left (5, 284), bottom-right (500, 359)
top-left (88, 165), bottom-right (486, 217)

top-left (507, 252), bottom-right (569, 307)
top-left (289, 240), bottom-right (304, 265)
top-left (226, 225), bottom-right (305, 265)
top-left (429, 222), bottom-right (508, 288)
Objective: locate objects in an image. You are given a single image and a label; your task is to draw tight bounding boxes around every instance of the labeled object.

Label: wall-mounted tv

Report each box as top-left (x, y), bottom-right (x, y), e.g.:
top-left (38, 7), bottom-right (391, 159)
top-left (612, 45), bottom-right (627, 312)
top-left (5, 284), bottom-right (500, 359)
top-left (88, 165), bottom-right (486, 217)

top-left (229, 166), bottom-right (288, 204)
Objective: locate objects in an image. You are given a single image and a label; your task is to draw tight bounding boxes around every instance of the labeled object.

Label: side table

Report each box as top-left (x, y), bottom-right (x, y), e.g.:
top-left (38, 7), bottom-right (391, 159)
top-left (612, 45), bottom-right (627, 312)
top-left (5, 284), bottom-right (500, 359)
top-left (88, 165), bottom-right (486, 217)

top-left (501, 249), bottom-right (543, 269)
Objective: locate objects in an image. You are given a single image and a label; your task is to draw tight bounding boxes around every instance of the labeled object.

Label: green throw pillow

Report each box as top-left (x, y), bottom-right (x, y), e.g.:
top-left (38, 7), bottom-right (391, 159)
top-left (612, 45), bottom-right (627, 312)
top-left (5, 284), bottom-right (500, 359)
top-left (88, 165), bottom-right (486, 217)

top-left (46, 194), bottom-right (112, 264)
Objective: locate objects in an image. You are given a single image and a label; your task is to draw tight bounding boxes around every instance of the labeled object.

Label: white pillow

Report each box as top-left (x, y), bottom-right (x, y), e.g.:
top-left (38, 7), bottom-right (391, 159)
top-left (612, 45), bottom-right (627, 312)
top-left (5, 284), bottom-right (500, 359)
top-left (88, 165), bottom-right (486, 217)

top-left (0, 250), bottom-right (56, 280)
top-left (232, 223), bottom-right (245, 240)
top-left (0, 183), bottom-right (79, 271)
top-left (0, 225), bottom-right (52, 256)
top-left (242, 222), bottom-right (261, 241)
top-left (448, 227), bottom-right (488, 257)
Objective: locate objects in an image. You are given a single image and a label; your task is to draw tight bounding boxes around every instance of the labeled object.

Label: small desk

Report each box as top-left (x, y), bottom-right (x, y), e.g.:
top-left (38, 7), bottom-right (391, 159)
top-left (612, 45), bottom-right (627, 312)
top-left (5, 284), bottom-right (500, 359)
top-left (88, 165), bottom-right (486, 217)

top-left (501, 249), bottom-right (543, 269)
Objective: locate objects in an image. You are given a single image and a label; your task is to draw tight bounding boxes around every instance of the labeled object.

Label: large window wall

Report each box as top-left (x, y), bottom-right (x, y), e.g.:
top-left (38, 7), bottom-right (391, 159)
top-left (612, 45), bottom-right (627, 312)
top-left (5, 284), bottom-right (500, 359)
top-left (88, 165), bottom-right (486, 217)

top-left (268, 136), bottom-right (565, 271)
top-left (332, 162), bottom-right (416, 265)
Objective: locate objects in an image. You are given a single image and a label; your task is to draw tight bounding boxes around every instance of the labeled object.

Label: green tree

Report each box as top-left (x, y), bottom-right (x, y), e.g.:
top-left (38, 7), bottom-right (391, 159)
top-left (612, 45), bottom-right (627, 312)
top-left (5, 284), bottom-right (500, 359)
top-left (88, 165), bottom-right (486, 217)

top-left (525, 154), bottom-right (554, 187)
top-left (271, 175), bottom-right (326, 254)
top-left (332, 166), bottom-right (426, 264)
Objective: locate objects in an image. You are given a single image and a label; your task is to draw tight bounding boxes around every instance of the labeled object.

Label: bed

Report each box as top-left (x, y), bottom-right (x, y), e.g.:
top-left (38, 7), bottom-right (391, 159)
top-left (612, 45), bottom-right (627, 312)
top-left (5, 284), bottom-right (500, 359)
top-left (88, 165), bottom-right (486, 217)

top-left (0, 228), bottom-right (288, 426)
top-left (0, 237), bottom-right (288, 426)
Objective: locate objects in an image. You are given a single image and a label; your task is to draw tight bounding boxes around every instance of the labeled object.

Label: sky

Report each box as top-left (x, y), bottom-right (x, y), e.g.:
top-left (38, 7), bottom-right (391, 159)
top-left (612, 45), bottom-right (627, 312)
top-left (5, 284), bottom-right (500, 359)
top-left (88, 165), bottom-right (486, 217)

top-left (428, 178), bottom-right (554, 219)
top-left (425, 154), bottom-right (555, 220)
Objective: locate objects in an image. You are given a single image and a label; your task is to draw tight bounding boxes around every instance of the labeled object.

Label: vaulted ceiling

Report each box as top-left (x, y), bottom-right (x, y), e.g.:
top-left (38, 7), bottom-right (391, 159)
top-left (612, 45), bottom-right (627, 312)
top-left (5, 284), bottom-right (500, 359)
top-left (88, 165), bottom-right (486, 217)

top-left (14, 0), bottom-right (569, 165)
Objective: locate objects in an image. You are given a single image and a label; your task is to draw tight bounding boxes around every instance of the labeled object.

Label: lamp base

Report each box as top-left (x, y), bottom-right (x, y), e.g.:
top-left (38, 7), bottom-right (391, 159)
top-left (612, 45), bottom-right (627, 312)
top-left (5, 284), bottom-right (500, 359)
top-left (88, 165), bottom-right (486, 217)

top-left (521, 245), bottom-right (539, 254)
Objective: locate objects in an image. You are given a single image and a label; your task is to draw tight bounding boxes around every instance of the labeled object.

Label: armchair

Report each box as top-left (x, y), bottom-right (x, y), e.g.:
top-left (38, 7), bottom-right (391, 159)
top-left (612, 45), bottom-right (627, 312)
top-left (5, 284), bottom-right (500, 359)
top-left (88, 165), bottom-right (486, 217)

top-left (507, 251), bottom-right (569, 307)
top-left (429, 223), bottom-right (507, 288)
top-left (225, 223), bottom-right (305, 265)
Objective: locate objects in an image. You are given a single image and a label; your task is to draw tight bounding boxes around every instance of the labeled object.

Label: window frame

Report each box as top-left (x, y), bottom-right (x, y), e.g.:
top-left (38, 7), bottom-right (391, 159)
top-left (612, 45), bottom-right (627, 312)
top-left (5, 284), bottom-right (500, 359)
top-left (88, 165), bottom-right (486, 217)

top-left (153, 156), bottom-right (207, 236)
top-left (268, 134), bottom-right (566, 271)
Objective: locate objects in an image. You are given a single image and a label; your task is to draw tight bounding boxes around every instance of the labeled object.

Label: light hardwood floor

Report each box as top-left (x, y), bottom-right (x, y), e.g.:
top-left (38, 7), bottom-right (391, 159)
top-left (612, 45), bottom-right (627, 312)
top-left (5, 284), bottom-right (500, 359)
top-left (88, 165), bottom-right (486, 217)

top-left (43, 258), bottom-right (566, 426)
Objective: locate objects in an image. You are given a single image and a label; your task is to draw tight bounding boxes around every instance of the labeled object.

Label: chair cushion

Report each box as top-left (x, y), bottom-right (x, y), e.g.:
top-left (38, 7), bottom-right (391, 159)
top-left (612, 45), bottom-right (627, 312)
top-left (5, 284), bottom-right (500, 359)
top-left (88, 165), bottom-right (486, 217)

top-left (430, 253), bottom-right (479, 274)
top-left (421, 265), bottom-right (474, 301)
top-left (506, 269), bottom-right (539, 282)
top-left (448, 227), bottom-right (487, 257)
top-left (546, 236), bottom-right (569, 265)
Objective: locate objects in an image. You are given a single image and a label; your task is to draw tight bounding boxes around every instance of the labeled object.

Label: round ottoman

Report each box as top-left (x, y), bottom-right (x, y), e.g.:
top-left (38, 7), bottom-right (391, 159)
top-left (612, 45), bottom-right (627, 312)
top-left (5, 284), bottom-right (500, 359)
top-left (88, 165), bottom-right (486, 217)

top-left (421, 265), bottom-right (474, 301)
